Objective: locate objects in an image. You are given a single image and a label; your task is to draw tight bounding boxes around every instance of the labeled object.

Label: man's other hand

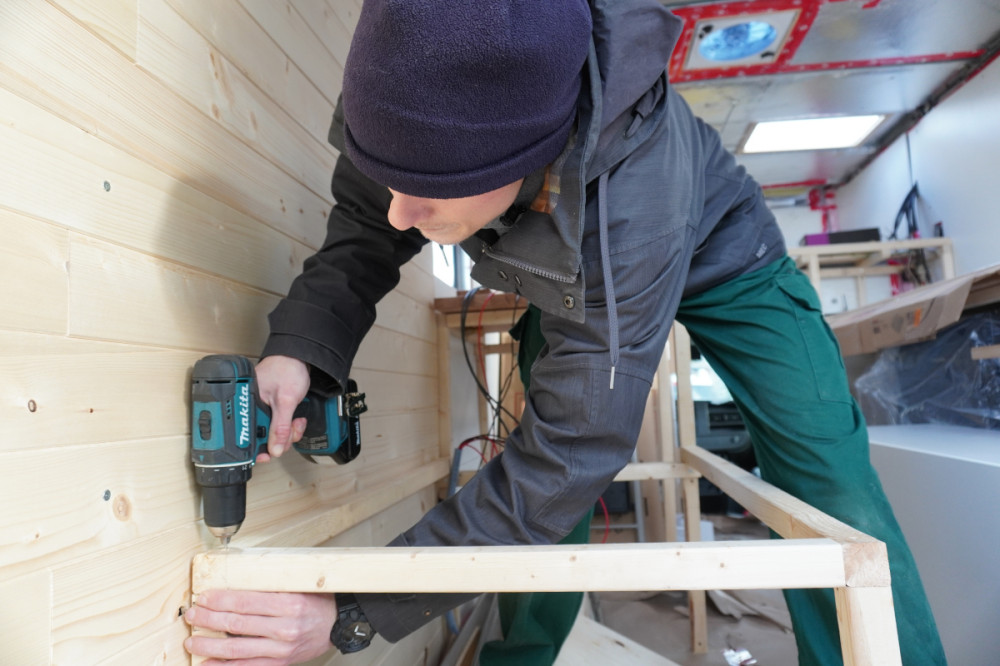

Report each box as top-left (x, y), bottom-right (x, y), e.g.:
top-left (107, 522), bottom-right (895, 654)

top-left (184, 590), bottom-right (336, 665)
top-left (255, 355), bottom-right (310, 461)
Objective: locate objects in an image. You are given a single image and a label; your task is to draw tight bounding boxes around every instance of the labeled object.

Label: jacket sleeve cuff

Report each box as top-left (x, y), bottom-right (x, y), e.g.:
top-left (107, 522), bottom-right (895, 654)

top-left (355, 590), bottom-right (477, 643)
top-left (352, 534), bottom-right (478, 643)
top-left (263, 298), bottom-right (374, 396)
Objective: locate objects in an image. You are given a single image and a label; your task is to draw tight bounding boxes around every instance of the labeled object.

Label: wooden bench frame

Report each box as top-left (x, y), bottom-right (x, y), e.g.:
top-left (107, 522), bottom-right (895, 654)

top-left (192, 446), bottom-right (900, 665)
top-left (191, 311), bottom-right (902, 665)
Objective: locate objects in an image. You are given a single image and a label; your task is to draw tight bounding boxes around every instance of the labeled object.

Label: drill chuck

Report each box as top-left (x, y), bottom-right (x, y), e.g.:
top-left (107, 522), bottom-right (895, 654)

top-left (195, 461), bottom-right (253, 540)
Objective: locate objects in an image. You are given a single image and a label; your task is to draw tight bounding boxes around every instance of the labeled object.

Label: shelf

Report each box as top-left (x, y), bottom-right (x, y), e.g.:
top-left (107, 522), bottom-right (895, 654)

top-left (788, 238), bottom-right (956, 308)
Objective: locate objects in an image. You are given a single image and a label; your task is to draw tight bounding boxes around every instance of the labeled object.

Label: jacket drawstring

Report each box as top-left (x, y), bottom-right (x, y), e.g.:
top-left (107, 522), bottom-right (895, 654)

top-left (597, 172), bottom-right (619, 389)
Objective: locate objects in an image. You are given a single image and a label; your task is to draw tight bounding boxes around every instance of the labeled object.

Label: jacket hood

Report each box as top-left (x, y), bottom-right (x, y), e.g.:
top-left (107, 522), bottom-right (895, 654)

top-left (591, 0), bottom-right (682, 135)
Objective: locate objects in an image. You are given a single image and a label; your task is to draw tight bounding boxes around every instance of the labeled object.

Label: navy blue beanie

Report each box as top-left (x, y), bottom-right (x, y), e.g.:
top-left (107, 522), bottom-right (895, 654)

top-left (342, 1), bottom-right (592, 199)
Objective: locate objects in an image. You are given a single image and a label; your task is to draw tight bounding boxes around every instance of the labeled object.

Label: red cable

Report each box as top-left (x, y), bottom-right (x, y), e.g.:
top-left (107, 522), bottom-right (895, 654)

top-left (458, 435), bottom-right (505, 465)
top-left (457, 440), bottom-right (489, 466)
top-left (597, 496), bottom-right (610, 544)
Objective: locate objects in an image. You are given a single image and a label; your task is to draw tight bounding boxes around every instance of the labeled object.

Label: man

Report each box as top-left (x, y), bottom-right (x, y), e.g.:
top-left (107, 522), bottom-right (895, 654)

top-left (185, 1), bottom-right (946, 664)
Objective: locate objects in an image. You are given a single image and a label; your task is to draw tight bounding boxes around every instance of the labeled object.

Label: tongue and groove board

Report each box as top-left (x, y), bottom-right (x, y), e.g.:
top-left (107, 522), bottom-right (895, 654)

top-left (0, 1), bottom-right (448, 664)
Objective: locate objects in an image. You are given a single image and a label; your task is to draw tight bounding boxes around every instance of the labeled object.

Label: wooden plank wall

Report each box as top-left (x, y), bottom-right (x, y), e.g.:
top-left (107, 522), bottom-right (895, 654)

top-left (0, 1), bottom-right (446, 664)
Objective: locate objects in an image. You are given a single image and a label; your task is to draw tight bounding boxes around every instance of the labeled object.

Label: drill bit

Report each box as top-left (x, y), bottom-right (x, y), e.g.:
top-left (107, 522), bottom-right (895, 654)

top-left (209, 523), bottom-right (239, 549)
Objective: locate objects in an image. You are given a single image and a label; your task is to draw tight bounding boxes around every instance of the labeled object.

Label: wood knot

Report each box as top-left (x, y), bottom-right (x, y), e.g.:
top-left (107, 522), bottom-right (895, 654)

top-left (112, 494), bottom-right (132, 521)
top-left (316, 576), bottom-right (326, 589)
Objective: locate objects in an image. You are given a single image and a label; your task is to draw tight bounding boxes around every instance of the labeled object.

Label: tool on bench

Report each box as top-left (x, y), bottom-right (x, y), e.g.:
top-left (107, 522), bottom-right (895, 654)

top-left (190, 354), bottom-right (367, 547)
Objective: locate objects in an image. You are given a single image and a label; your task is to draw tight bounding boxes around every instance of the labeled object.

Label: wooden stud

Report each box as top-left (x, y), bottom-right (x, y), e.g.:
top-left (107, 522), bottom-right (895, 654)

top-left (671, 325), bottom-right (696, 454)
top-left (434, 291), bottom-right (525, 315)
top-left (835, 586), bottom-right (902, 666)
top-left (656, 331), bottom-right (679, 543)
top-left (681, 476), bottom-right (708, 654)
top-left (192, 540), bottom-right (847, 595)
top-left (445, 309), bottom-right (528, 333)
top-left (437, 313), bottom-right (454, 464)
top-left (680, 446), bottom-right (891, 588)
top-left (671, 324), bottom-right (709, 653)
top-left (939, 240), bottom-right (956, 280)
top-left (613, 462), bottom-right (700, 482)
top-left (681, 447), bottom-right (876, 545)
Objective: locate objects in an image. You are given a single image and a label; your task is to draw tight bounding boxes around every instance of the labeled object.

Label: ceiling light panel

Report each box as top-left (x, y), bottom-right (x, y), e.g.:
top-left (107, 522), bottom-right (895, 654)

top-left (742, 115), bottom-right (886, 153)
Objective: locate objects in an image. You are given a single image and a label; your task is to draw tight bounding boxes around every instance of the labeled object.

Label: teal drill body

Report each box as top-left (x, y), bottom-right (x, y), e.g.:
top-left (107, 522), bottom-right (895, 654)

top-left (190, 354), bottom-right (366, 545)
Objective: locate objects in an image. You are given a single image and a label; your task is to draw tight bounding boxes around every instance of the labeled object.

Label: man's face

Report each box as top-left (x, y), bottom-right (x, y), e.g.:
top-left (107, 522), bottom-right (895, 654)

top-left (386, 179), bottom-right (524, 245)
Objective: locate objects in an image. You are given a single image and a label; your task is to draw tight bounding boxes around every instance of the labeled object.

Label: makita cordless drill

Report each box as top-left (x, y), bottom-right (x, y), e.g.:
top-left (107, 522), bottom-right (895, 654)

top-left (190, 354), bottom-right (367, 546)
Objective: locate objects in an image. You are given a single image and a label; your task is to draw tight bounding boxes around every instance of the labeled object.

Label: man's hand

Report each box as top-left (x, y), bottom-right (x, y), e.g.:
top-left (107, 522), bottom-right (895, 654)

top-left (255, 355), bottom-right (311, 461)
top-left (184, 590), bottom-right (336, 666)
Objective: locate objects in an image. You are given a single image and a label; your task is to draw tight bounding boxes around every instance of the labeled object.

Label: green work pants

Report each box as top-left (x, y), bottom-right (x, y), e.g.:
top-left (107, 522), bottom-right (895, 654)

top-left (675, 256), bottom-right (945, 665)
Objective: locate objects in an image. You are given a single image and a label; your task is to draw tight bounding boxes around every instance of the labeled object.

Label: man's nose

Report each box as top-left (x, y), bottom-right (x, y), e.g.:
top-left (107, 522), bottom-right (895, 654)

top-left (387, 191), bottom-right (432, 231)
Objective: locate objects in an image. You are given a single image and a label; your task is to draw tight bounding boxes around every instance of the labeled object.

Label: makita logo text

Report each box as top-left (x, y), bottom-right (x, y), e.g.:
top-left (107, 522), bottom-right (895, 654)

top-left (238, 383), bottom-right (250, 447)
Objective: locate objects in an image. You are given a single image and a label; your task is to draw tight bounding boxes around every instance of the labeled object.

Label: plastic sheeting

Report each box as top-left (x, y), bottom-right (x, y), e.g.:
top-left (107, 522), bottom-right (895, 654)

top-left (855, 308), bottom-right (1000, 430)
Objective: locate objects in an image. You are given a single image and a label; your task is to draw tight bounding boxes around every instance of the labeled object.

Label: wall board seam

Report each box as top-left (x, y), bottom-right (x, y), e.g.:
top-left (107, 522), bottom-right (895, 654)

top-left (161, 0), bottom-right (342, 151)
top-left (0, 197), bottom-right (304, 300)
top-left (47, 0), bottom-right (138, 63)
top-left (135, 0), bottom-right (338, 203)
top-left (162, 0), bottom-right (334, 143)
top-left (236, 0), bottom-right (345, 108)
top-left (67, 228), bottom-right (292, 299)
top-left (288, 0), bottom-right (352, 72)
top-left (0, 85), bottom-right (319, 295)
top-left (0, 1), bottom-right (331, 249)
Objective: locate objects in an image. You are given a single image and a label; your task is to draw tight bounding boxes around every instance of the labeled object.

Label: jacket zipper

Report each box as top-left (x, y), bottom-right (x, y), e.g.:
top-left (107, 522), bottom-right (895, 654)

top-left (482, 245), bottom-right (577, 284)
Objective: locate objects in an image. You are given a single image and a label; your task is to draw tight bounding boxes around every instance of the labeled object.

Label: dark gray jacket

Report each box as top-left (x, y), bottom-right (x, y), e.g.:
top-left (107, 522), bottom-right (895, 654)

top-left (263, 0), bottom-right (785, 642)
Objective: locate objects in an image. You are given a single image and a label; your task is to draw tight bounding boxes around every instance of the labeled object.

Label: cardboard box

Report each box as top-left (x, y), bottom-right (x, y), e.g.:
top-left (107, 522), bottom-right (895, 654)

top-left (826, 264), bottom-right (1000, 356)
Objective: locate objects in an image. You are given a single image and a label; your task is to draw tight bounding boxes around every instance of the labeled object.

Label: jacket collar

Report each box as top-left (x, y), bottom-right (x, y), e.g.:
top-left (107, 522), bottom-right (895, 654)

top-left (462, 1), bottom-right (682, 323)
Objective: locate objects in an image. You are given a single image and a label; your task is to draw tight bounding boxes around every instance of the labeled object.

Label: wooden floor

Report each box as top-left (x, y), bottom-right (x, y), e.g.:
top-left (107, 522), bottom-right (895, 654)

top-left (556, 614), bottom-right (681, 666)
top-left (592, 514), bottom-right (798, 666)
